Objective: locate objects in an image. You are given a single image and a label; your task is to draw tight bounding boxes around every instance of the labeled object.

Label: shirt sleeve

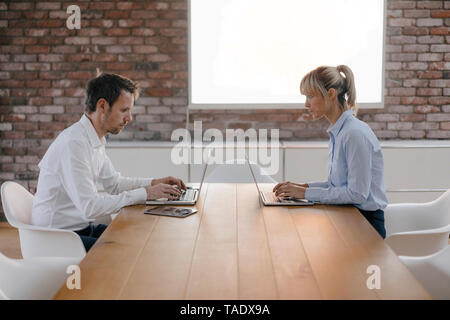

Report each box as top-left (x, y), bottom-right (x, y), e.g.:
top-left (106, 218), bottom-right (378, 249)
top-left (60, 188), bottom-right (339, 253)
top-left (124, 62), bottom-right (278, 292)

top-left (304, 132), bottom-right (372, 205)
top-left (307, 181), bottom-right (329, 188)
top-left (58, 140), bottom-right (148, 220)
top-left (99, 155), bottom-right (153, 195)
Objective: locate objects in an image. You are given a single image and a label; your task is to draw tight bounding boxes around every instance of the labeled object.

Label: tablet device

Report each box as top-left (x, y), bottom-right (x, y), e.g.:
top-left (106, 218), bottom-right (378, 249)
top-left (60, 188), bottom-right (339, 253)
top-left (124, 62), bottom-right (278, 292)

top-left (144, 206), bottom-right (198, 218)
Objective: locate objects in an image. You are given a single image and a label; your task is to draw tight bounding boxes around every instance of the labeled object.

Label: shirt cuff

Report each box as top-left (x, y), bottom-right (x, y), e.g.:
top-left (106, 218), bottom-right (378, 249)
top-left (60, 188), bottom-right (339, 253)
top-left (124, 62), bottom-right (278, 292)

top-left (128, 187), bottom-right (148, 205)
top-left (308, 181), bottom-right (329, 188)
top-left (305, 187), bottom-right (327, 202)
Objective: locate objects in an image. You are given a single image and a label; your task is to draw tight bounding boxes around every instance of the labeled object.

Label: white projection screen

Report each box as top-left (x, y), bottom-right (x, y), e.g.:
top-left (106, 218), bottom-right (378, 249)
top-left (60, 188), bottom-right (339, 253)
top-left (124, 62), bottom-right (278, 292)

top-left (189, 0), bottom-right (386, 109)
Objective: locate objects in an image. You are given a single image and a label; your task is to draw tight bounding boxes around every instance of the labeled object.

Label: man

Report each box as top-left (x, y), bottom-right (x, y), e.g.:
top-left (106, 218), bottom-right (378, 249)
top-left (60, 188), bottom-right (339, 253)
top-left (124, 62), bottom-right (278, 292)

top-left (32, 73), bottom-right (186, 251)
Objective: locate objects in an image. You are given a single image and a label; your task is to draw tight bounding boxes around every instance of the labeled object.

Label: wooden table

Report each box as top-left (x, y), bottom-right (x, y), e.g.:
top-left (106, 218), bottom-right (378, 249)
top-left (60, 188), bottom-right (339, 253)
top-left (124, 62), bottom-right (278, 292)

top-left (55, 183), bottom-right (431, 300)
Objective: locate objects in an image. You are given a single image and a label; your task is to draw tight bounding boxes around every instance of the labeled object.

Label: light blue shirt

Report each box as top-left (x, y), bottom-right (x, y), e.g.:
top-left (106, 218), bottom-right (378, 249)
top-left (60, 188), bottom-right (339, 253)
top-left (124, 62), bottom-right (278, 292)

top-left (305, 110), bottom-right (388, 211)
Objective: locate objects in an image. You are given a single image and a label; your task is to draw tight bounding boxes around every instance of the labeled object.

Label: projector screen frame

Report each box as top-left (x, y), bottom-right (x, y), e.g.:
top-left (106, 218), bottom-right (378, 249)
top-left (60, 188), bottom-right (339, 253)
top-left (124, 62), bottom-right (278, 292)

top-left (187, 0), bottom-right (387, 110)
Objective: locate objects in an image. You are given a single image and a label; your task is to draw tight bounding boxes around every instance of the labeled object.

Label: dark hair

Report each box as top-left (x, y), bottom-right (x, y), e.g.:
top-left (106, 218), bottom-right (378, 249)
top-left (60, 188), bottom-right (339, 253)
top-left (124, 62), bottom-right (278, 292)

top-left (85, 73), bottom-right (140, 114)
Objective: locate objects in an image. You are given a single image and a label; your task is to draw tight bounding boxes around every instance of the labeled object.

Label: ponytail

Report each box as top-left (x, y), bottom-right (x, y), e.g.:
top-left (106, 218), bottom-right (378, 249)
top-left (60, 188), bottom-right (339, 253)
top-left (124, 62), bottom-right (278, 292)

top-left (336, 65), bottom-right (357, 115)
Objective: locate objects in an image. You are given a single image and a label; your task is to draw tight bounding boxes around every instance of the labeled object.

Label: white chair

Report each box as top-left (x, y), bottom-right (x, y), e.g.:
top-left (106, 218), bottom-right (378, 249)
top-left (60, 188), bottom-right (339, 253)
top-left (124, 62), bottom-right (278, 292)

top-left (0, 252), bottom-right (79, 300)
top-left (205, 158), bottom-right (276, 183)
top-left (385, 189), bottom-right (450, 257)
top-left (400, 246), bottom-right (450, 300)
top-left (1, 181), bottom-right (85, 261)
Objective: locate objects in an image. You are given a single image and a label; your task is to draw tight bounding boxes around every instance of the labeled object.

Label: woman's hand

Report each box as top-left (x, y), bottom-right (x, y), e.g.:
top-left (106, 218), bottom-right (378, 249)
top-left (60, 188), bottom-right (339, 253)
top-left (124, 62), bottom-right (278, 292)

top-left (273, 182), bottom-right (308, 199)
top-left (273, 181), bottom-right (309, 193)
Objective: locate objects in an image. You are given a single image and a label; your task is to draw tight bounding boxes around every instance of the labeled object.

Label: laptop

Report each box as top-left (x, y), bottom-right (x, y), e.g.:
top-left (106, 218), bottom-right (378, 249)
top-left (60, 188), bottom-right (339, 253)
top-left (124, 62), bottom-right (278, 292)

top-left (246, 157), bottom-right (315, 206)
top-left (146, 162), bottom-right (208, 205)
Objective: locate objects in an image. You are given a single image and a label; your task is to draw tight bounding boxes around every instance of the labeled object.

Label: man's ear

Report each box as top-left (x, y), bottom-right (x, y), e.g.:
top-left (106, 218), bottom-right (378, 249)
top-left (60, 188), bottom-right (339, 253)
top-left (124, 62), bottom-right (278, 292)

top-left (96, 98), bottom-right (108, 114)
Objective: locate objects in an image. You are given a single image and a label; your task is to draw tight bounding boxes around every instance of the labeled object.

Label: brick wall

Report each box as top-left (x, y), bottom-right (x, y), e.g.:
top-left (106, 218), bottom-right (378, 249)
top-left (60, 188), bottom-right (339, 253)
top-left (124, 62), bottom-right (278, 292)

top-left (0, 0), bottom-right (449, 217)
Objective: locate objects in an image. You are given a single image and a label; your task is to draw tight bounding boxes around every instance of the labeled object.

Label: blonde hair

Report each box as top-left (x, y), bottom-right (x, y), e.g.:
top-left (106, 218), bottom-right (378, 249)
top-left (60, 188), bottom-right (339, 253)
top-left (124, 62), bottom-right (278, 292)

top-left (300, 65), bottom-right (357, 115)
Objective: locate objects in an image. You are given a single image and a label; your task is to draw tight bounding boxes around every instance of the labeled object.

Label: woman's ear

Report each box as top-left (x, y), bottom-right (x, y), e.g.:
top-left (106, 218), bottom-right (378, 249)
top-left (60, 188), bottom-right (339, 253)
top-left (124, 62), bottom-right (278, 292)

top-left (328, 88), bottom-right (337, 100)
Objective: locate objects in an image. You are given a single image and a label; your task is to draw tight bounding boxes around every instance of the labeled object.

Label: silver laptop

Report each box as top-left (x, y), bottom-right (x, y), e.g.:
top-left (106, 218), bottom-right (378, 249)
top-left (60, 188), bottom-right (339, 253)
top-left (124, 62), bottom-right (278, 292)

top-left (146, 162), bottom-right (208, 206)
top-left (246, 157), bottom-right (314, 206)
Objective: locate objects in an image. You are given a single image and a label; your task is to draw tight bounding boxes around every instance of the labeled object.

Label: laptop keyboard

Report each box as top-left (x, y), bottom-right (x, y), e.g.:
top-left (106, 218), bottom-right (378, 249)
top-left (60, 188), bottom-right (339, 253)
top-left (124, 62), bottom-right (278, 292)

top-left (178, 189), bottom-right (195, 201)
top-left (265, 192), bottom-right (281, 203)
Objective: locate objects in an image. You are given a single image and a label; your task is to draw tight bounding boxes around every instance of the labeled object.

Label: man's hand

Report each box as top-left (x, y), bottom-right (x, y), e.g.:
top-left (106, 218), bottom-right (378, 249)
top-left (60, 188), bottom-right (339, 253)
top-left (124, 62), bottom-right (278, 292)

top-left (273, 182), bottom-right (308, 199)
top-left (145, 183), bottom-right (182, 200)
top-left (152, 176), bottom-right (186, 191)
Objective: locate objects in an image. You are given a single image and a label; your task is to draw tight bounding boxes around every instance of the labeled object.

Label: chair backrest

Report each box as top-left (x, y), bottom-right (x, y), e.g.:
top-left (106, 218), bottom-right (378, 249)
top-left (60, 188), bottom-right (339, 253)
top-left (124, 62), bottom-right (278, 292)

top-left (433, 189), bottom-right (450, 226)
top-left (1, 181), bottom-right (34, 228)
top-left (205, 159), bottom-right (276, 183)
top-left (0, 252), bottom-right (78, 300)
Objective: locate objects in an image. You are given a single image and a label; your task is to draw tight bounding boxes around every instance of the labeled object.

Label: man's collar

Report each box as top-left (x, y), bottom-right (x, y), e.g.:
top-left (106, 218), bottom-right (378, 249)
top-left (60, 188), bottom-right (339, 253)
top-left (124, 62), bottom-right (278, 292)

top-left (79, 114), bottom-right (106, 148)
top-left (327, 109), bottom-right (354, 137)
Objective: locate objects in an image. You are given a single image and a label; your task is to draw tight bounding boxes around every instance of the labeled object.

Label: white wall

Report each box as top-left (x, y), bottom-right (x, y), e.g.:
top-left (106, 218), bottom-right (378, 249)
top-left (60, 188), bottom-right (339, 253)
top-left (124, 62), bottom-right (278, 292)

top-left (106, 140), bottom-right (450, 204)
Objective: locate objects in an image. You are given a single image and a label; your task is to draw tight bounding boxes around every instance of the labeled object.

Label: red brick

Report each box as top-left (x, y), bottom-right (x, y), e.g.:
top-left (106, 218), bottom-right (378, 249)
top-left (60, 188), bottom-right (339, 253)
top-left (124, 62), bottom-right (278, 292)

top-left (418, 53), bottom-right (443, 61)
top-left (427, 113), bottom-right (450, 121)
top-left (428, 96), bottom-right (450, 105)
top-left (105, 46), bottom-right (132, 54)
top-left (26, 80), bottom-right (51, 88)
top-left (118, 19), bottom-right (143, 28)
top-left (388, 1), bottom-right (415, 10)
top-left (117, 2), bottom-right (143, 10)
top-left (104, 11), bottom-right (129, 19)
top-left (104, 28), bottom-right (130, 36)
top-left (431, 10), bottom-right (450, 18)
top-left (131, 28), bottom-right (156, 37)
top-left (400, 114), bottom-right (426, 122)
top-left (417, 88), bottom-right (442, 96)
top-left (404, 10), bottom-right (431, 18)
top-left (417, 1), bottom-right (443, 9)
top-left (145, 20), bottom-right (171, 28)
top-left (430, 44), bottom-right (450, 52)
top-left (9, 2), bottom-right (34, 10)
top-left (389, 88), bottom-right (416, 96)
top-left (403, 44), bottom-right (429, 53)
top-left (89, 2), bottom-right (115, 10)
top-left (440, 122), bottom-right (450, 130)
top-left (36, 2), bottom-right (61, 10)
top-left (430, 27), bottom-right (449, 35)
top-left (133, 45), bottom-right (158, 54)
top-left (27, 131), bottom-right (56, 139)
top-left (429, 79), bottom-right (450, 87)
top-left (147, 89), bottom-right (173, 97)
top-left (67, 71), bottom-right (92, 80)
top-left (25, 46), bottom-right (50, 54)
top-left (399, 130), bottom-right (426, 139)
top-left (0, 80), bottom-right (24, 87)
top-left (414, 105), bottom-right (441, 113)
top-left (401, 97), bottom-right (428, 105)
top-left (418, 35), bottom-right (445, 43)
top-left (417, 71), bottom-right (443, 78)
top-left (39, 122), bottom-right (66, 131)
top-left (64, 37), bottom-right (89, 45)
top-left (131, 11), bottom-right (158, 19)
top-left (389, 18), bottom-right (415, 27)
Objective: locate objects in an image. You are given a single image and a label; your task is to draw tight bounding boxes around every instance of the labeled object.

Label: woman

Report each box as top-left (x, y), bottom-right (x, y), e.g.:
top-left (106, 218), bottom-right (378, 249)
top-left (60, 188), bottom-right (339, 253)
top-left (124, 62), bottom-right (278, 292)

top-left (274, 65), bottom-right (388, 238)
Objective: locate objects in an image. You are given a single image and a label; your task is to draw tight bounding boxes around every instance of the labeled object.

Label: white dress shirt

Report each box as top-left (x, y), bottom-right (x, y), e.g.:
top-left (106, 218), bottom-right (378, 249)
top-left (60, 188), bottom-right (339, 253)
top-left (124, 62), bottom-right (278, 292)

top-left (31, 114), bottom-right (153, 231)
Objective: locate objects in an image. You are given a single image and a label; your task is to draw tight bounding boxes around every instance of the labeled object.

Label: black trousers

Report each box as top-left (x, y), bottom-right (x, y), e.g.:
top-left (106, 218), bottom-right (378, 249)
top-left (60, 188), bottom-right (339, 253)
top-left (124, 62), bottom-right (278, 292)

top-left (357, 208), bottom-right (386, 239)
top-left (74, 224), bottom-right (108, 252)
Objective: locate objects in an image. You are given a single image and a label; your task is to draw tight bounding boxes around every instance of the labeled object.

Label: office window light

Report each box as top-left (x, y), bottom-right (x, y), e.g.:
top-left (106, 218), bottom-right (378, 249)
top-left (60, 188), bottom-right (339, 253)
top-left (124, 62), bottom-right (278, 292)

top-left (189, 0), bottom-right (385, 109)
